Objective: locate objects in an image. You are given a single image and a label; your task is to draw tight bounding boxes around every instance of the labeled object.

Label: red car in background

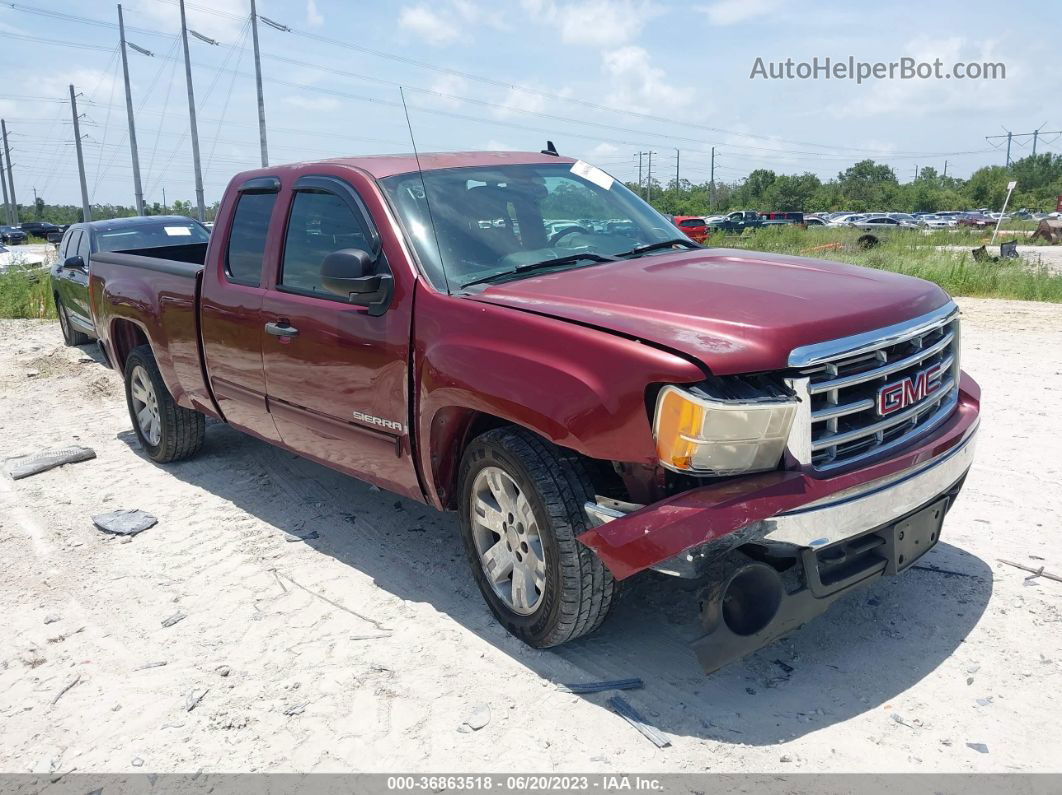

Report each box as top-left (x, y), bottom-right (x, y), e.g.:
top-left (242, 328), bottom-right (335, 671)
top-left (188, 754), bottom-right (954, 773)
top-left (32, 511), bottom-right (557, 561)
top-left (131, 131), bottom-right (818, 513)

top-left (673, 215), bottom-right (710, 243)
top-left (956, 213), bottom-right (996, 229)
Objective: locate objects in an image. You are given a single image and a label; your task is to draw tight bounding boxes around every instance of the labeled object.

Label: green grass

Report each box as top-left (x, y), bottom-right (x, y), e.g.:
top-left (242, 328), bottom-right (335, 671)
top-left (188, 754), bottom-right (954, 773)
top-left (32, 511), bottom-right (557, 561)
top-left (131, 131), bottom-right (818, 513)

top-left (0, 267), bottom-right (56, 320)
top-left (717, 226), bottom-right (1062, 303)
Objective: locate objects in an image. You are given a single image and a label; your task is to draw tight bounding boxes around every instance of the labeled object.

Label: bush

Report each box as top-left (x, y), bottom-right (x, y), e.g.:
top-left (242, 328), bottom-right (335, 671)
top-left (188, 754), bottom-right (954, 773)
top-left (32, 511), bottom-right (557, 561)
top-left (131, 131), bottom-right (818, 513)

top-left (0, 267), bottom-right (56, 319)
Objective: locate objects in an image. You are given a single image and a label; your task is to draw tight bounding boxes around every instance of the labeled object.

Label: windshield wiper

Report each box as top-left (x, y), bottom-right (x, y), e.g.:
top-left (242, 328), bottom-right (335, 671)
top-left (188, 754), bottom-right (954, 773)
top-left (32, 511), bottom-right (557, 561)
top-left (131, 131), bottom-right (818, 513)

top-left (616, 238), bottom-right (701, 258)
top-left (461, 252), bottom-right (618, 289)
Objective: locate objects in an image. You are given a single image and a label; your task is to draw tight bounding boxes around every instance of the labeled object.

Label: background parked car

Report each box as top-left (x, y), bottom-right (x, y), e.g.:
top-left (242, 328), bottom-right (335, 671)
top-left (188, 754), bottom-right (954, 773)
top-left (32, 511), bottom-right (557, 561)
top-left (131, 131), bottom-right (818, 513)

top-left (0, 244), bottom-right (46, 271)
top-left (0, 225), bottom-right (28, 244)
top-left (19, 221), bottom-right (62, 239)
top-left (672, 215), bottom-right (710, 243)
top-left (804, 216), bottom-right (827, 226)
top-left (50, 215), bottom-right (210, 346)
top-left (956, 213), bottom-right (996, 229)
top-left (849, 215), bottom-right (920, 231)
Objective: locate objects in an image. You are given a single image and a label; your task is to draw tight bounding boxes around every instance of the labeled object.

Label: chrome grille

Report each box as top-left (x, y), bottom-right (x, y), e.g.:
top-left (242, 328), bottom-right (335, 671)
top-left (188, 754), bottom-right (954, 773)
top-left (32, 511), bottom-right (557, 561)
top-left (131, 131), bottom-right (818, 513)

top-left (788, 304), bottom-right (961, 472)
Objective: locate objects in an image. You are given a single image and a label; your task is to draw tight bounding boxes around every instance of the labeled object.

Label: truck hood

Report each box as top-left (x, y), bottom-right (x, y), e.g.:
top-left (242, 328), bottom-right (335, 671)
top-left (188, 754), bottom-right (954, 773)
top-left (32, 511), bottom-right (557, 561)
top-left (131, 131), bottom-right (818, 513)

top-left (469, 248), bottom-right (950, 374)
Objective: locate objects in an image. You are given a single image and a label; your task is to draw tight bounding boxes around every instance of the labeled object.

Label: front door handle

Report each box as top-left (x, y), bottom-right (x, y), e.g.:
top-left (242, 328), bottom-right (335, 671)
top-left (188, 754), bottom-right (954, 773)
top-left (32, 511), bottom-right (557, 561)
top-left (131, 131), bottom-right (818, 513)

top-left (265, 321), bottom-right (299, 338)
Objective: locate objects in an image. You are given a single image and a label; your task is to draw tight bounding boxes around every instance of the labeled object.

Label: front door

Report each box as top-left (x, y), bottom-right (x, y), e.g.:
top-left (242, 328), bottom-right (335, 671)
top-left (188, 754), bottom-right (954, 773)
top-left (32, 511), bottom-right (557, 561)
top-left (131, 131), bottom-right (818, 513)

top-left (260, 174), bottom-right (420, 499)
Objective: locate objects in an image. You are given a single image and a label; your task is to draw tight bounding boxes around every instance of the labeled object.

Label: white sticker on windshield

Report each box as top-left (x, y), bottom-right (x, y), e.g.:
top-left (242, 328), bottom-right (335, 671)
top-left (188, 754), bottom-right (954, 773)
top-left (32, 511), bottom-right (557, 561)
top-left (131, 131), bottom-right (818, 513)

top-left (570, 160), bottom-right (614, 191)
top-left (164, 226), bottom-right (193, 236)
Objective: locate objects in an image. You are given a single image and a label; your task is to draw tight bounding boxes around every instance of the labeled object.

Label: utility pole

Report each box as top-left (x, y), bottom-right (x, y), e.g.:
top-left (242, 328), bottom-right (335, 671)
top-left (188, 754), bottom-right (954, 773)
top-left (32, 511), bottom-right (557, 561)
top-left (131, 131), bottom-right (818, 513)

top-left (1, 120), bottom-right (18, 225)
top-left (32, 186), bottom-right (39, 218)
top-left (943, 160), bottom-right (948, 179)
top-left (69, 85), bottom-right (92, 222)
top-left (178, 0), bottom-right (206, 221)
top-left (162, 187), bottom-right (167, 214)
top-left (987, 126), bottom-right (1060, 168)
top-left (646, 150), bottom-right (655, 204)
top-left (674, 148), bottom-right (680, 190)
top-left (914, 165), bottom-right (919, 180)
top-left (249, 0), bottom-right (269, 167)
top-left (637, 152), bottom-right (644, 198)
top-left (0, 145), bottom-right (10, 225)
top-left (118, 4), bottom-right (145, 215)
top-left (709, 146), bottom-right (716, 210)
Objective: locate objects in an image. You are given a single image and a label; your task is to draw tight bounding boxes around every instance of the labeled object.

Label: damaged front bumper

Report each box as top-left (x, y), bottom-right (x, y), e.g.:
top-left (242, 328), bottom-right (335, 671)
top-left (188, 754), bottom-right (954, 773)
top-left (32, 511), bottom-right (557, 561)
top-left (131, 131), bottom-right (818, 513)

top-left (578, 376), bottom-right (979, 674)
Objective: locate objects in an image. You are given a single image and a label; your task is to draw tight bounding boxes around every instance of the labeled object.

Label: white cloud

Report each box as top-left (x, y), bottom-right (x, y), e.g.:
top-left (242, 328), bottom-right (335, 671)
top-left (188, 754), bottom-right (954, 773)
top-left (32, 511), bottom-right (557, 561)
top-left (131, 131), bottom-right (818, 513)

top-left (601, 45), bottom-right (688, 114)
top-left (284, 95), bottom-right (340, 112)
top-left (38, 68), bottom-right (120, 106)
top-left (423, 74), bottom-right (471, 108)
top-left (133, 0), bottom-right (247, 40)
top-left (701, 0), bottom-right (782, 26)
top-left (484, 139), bottom-right (517, 151)
top-left (492, 85), bottom-right (550, 119)
top-left (399, 5), bottom-right (460, 46)
top-left (306, 0), bottom-right (324, 27)
top-left (521, 0), bottom-right (661, 47)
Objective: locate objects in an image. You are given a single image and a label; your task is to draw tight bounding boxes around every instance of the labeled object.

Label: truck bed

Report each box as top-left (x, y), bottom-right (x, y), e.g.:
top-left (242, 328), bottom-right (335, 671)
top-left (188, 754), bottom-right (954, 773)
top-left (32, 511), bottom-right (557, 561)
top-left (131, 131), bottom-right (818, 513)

top-left (89, 242), bottom-right (218, 417)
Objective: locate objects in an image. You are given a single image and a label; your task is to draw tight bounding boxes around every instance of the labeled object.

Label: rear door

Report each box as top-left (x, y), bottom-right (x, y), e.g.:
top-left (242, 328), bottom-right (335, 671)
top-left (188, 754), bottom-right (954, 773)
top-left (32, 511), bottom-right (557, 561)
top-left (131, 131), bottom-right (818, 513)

top-left (200, 176), bottom-right (284, 443)
top-left (259, 172), bottom-right (421, 498)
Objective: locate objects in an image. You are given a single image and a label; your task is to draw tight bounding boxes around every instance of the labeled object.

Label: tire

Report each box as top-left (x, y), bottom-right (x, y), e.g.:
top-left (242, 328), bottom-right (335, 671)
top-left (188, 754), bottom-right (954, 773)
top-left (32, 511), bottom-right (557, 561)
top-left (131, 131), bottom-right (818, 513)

top-left (123, 344), bottom-right (205, 463)
top-left (457, 427), bottom-right (615, 648)
top-left (56, 295), bottom-right (90, 347)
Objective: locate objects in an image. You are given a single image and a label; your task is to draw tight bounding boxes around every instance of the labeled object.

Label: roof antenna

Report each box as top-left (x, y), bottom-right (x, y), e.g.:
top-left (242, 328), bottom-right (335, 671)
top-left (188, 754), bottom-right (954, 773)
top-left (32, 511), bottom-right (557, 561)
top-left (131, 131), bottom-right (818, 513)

top-left (541, 140), bottom-right (559, 156)
top-left (399, 86), bottom-right (451, 295)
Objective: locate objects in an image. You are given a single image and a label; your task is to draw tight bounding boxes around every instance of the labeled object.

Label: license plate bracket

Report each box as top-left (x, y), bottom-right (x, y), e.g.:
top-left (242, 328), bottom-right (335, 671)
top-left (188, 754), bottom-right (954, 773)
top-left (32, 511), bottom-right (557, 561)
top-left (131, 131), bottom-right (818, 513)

top-left (883, 497), bottom-right (949, 574)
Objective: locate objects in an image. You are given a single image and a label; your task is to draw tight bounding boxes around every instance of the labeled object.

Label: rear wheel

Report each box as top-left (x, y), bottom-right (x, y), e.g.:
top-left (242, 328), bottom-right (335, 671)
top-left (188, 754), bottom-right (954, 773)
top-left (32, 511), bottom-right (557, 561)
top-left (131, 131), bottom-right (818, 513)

top-left (56, 295), bottom-right (90, 346)
top-left (458, 427), bottom-right (615, 648)
top-left (123, 345), bottom-right (205, 463)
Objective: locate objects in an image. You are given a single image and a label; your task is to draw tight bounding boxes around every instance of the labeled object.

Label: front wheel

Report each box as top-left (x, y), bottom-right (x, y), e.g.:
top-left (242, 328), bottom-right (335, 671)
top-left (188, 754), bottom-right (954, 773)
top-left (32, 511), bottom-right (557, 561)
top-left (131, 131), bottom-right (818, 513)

top-left (457, 427), bottom-right (615, 648)
top-left (123, 345), bottom-right (205, 463)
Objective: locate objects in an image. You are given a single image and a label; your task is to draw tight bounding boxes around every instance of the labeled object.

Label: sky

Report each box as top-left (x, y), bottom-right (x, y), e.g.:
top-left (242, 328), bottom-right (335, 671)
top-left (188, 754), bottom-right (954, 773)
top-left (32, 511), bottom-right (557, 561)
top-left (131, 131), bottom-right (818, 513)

top-left (0, 0), bottom-right (1055, 208)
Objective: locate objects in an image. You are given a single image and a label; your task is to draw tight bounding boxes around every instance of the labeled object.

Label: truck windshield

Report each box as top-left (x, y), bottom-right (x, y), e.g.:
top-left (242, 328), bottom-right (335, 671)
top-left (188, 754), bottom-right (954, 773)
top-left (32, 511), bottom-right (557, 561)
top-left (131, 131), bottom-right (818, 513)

top-left (95, 220), bottom-right (210, 253)
top-left (379, 162), bottom-right (680, 291)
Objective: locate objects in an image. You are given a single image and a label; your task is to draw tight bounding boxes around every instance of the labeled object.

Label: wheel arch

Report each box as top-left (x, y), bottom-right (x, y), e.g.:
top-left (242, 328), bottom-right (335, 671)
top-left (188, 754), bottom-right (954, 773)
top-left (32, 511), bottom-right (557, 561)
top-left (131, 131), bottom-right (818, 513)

top-left (108, 318), bottom-right (151, 372)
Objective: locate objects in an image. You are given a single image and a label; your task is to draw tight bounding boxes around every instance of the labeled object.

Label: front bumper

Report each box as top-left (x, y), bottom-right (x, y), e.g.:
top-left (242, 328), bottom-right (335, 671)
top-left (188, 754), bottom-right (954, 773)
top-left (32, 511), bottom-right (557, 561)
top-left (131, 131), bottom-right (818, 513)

top-left (578, 373), bottom-right (980, 580)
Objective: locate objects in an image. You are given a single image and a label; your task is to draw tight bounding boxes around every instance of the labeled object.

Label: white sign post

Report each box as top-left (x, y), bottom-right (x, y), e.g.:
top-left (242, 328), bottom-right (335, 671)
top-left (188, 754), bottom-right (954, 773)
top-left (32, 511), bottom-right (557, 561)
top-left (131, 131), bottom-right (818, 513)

top-left (991, 180), bottom-right (1018, 245)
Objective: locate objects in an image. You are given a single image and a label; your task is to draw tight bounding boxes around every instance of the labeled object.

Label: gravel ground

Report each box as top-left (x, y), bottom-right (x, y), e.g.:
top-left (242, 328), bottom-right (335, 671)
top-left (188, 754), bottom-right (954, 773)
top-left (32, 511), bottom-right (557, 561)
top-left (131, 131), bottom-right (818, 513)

top-left (1, 297), bottom-right (1060, 774)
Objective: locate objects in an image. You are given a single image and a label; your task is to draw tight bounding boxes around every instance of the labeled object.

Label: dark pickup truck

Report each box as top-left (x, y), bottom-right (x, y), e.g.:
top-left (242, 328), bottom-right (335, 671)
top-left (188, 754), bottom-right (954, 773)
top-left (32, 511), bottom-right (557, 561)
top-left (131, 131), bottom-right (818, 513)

top-left (90, 151), bottom-right (980, 674)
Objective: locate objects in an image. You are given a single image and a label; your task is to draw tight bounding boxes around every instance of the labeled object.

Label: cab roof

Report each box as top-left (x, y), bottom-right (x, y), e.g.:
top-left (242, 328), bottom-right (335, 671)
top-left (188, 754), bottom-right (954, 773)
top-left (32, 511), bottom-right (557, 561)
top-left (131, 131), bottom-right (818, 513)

top-left (243, 151), bottom-right (577, 182)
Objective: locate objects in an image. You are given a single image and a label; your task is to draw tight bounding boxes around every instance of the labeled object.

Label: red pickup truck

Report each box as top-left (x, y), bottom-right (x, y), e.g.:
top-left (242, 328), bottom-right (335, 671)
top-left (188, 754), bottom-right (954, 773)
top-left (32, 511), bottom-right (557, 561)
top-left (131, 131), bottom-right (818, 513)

top-left (89, 151), bottom-right (979, 674)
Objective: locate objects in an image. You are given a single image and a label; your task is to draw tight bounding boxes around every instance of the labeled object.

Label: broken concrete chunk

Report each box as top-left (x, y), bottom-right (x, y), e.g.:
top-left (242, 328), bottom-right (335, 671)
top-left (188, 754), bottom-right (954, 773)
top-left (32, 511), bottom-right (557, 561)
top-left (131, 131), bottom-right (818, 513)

top-left (92, 509), bottom-right (158, 537)
top-left (966, 742), bottom-right (989, 754)
top-left (161, 613), bottom-right (186, 628)
top-left (462, 703), bottom-right (491, 731)
top-left (5, 446), bottom-right (96, 480)
top-left (185, 689), bottom-right (208, 712)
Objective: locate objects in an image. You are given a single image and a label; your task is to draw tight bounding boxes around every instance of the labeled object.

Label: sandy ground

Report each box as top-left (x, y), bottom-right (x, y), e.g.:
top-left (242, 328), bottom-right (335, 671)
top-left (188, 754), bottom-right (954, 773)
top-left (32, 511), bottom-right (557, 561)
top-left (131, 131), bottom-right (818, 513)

top-left (1, 297), bottom-right (1061, 775)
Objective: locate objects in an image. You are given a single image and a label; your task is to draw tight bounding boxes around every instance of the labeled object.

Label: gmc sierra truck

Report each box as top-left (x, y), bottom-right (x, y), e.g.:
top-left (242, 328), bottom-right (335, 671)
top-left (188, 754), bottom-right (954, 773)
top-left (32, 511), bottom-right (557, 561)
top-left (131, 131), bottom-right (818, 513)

top-left (89, 151), bottom-right (980, 674)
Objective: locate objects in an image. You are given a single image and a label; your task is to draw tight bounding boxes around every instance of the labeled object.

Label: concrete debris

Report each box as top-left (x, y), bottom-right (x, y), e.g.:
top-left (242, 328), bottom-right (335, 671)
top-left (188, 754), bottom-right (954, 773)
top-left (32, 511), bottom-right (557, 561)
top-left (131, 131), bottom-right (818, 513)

top-left (462, 703), bottom-right (491, 731)
top-left (161, 613), bottom-right (186, 628)
top-left (185, 689), bottom-right (208, 712)
top-left (5, 445), bottom-right (96, 480)
top-left (967, 742), bottom-right (989, 754)
top-left (92, 509), bottom-right (158, 537)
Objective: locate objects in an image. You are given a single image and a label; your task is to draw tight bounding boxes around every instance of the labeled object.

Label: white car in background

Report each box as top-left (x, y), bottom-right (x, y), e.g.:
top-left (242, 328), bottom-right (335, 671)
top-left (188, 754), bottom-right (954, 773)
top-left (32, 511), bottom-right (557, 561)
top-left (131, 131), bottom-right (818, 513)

top-left (918, 214), bottom-right (957, 228)
top-left (827, 213), bottom-right (866, 227)
top-left (0, 244), bottom-right (47, 271)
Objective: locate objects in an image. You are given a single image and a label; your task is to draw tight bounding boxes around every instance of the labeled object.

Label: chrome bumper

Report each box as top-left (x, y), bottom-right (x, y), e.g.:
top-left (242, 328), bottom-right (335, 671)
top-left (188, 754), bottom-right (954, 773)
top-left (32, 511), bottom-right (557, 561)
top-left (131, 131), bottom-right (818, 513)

top-left (761, 427), bottom-right (976, 547)
top-left (584, 425), bottom-right (977, 553)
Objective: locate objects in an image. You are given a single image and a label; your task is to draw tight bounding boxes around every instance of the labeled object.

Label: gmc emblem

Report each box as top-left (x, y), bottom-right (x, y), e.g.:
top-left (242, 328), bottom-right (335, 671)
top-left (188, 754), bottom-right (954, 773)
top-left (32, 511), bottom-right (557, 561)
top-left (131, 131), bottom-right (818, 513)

top-left (877, 364), bottom-right (944, 416)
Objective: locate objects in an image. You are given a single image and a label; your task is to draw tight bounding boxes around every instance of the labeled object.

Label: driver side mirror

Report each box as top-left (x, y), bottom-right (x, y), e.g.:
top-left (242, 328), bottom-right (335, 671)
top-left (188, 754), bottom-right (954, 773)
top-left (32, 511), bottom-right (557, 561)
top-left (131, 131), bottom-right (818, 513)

top-left (63, 255), bottom-right (86, 271)
top-left (320, 248), bottom-right (393, 316)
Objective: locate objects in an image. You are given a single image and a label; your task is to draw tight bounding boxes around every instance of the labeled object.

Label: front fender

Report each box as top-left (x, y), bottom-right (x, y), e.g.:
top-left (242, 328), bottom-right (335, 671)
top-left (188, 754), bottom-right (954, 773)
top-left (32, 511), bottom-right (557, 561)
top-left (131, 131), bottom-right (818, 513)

top-left (413, 285), bottom-right (705, 508)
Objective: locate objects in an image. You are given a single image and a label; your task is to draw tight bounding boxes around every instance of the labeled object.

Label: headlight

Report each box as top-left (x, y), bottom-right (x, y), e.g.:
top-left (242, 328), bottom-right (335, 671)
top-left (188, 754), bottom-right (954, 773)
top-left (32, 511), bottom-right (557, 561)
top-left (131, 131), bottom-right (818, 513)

top-left (653, 380), bottom-right (797, 476)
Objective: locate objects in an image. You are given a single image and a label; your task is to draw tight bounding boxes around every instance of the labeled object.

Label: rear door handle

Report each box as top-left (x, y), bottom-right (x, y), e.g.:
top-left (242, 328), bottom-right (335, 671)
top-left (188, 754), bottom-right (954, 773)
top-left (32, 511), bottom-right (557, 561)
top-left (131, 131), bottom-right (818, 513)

top-left (265, 321), bottom-right (299, 338)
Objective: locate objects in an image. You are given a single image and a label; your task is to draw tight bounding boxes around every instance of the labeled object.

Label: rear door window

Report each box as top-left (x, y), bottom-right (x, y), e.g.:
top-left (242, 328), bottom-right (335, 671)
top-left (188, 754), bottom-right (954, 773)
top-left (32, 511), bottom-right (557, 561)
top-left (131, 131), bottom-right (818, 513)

top-left (226, 192), bottom-right (278, 286)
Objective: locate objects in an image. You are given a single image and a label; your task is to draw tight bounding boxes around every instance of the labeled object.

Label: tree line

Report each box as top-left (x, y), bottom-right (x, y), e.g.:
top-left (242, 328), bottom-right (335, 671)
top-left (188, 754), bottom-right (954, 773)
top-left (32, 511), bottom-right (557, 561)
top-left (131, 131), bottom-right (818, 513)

top-left (632, 152), bottom-right (1062, 216)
